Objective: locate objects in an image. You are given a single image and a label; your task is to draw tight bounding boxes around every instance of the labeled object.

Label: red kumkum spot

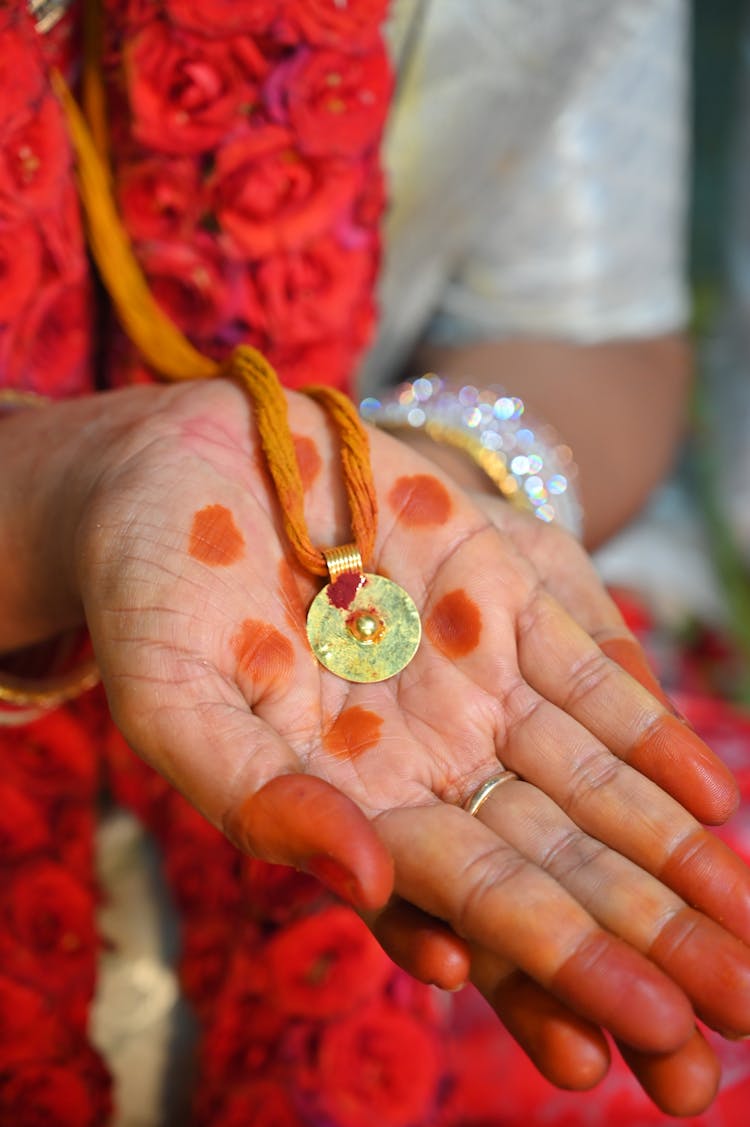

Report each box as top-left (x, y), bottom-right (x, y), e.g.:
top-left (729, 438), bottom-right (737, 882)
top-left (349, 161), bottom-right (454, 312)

top-left (426, 589), bottom-right (482, 658)
top-left (388, 474), bottom-right (452, 527)
top-left (327, 571), bottom-right (364, 610)
top-left (324, 706), bottom-right (383, 761)
top-left (188, 504), bottom-right (245, 566)
top-left (292, 433), bottom-right (323, 491)
top-left (233, 619), bottom-right (295, 688)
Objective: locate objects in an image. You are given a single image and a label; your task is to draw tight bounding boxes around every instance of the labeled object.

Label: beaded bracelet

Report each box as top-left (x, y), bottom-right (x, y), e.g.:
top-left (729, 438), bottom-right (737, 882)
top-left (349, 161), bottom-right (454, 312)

top-left (360, 374), bottom-right (583, 537)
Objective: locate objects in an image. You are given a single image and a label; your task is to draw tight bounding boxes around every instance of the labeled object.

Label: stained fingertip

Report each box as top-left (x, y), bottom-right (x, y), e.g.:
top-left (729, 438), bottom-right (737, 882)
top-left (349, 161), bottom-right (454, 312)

top-left (599, 637), bottom-right (678, 716)
top-left (371, 901), bottom-right (471, 990)
top-left (226, 774), bottom-right (394, 911)
top-left (629, 714), bottom-right (740, 826)
top-left (659, 830), bottom-right (750, 947)
top-left (649, 908), bottom-right (750, 1037)
top-left (492, 974), bottom-right (610, 1091)
top-left (617, 1028), bottom-right (721, 1117)
top-left (551, 934), bottom-right (695, 1054)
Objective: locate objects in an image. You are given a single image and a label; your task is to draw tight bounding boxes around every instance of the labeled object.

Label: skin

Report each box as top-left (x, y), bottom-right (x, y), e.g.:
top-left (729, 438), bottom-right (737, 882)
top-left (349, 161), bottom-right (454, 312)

top-left (0, 376), bottom-right (744, 1115)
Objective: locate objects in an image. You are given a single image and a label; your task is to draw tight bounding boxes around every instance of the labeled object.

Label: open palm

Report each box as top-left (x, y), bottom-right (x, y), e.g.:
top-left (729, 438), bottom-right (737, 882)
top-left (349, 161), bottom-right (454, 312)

top-left (77, 379), bottom-right (750, 1106)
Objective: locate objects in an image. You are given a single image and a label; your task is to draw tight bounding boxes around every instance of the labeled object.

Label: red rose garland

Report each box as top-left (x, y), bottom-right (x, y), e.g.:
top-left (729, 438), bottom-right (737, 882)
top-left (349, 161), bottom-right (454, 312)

top-left (6, 4), bottom-right (750, 1127)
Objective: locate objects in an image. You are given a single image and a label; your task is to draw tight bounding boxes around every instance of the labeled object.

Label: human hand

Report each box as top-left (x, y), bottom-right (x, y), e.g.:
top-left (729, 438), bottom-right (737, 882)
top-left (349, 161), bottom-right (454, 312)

top-left (66, 379), bottom-right (750, 1108)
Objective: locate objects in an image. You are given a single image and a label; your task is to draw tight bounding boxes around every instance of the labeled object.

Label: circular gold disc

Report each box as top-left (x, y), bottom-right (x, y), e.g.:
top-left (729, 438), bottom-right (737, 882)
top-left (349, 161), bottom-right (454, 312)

top-left (306, 573), bottom-right (421, 683)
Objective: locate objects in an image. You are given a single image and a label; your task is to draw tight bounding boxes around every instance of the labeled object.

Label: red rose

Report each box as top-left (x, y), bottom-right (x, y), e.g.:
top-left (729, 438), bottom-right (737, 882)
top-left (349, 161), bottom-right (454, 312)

top-left (50, 803), bottom-right (95, 882)
top-left (0, 861), bottom-right (98, 1025)
top-left (0, 783), bottom-right (50, 862)
top-left (0, 95), bottom-right (71, 220)
top-left (0, 1062), bottom-right (98, 1127)
top-left (0, 975), bottom-right (66, 1068)
top-left (211, 124), bottom-right (362, 257)
top-left (164, 0), bottom-right (281, 37)
top-left (264, 339), bottom-right (356, 392)
top-left (179, 917), bottom-right (234, 1014)
top-left (265, 904), bottom-right (393, 1018)
top-left (0, 220), bottom-right (42, 322)
top-left (200, 983), bottom-right (287, 1086)
top-left (208, 1079), bottom-right (304, 1127)
top-left (440, 1026), bottom-right (520, 1125)
top-left (125, 21), bottom-right (268, 155)
top-left (41, 186), bottom-right (89, 284)
top-left (117, 156), bottom-right (203, 242)
top-left (316, 1001), bottom-right (443, 1127)
top-left (266, 48), bottom-right (392, 158)
top-left (0, 709), bottom-right (98, 803)
top-left (0, 17), bottom-right (45, 133)
top-left (103, 721), bottom-right (173, 818)
top-left (286, 0), bottom-right (389, 52)
top-left (139, 237), bottom-right (245, 339)
top-left (164, 840), bottom-right (242, 916)
top-left (241, 857), bottom-right (325, 923)
top-left (5, 276), bottom-right (93, 397)
top-left (247, 233), bottom-right (372, 348)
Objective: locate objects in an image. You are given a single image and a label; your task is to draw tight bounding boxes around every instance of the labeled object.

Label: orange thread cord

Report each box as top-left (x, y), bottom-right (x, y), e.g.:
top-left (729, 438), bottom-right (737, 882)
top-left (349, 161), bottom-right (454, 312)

top-left (51, 68), bottom-right (378, 577)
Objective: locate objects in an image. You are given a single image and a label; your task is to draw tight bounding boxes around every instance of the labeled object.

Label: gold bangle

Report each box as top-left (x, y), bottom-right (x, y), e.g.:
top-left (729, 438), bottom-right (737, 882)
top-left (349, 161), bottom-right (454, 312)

top-left (0, 387), bottom-right (100, 720)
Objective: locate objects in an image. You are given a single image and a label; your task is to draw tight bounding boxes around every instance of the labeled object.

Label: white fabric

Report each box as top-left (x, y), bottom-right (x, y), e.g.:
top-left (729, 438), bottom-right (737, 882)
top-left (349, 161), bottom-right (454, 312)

top-left (359, 0), bottom-right (690, 392)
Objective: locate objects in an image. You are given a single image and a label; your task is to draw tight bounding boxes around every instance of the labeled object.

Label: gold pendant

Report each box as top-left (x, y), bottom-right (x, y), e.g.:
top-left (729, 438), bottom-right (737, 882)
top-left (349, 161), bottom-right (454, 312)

top-left (306, 545), bottom-right (421, 683)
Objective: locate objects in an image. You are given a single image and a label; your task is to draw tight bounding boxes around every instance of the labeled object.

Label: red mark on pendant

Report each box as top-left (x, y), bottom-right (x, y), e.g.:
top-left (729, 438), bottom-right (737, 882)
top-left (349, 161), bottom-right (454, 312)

top-left (327, 571), bottom-right (365, 610)
top-left (426, 589), bottom-right (481, 658)
top-left (324, 706), bottom-right (383, 761)
top-left (189, 504), bottom-right (245, 566)
top-left (292, 434), bottom-right (322, 491)
top-left (388, 474), bottom-right (452, 527)
top-left (233, 619), bottom-right (295, 689)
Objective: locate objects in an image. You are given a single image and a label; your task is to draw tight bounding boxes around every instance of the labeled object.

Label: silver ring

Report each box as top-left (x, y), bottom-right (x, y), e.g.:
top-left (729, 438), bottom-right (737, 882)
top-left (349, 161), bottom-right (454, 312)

top-left (464, 770), bottom-right (519, 816)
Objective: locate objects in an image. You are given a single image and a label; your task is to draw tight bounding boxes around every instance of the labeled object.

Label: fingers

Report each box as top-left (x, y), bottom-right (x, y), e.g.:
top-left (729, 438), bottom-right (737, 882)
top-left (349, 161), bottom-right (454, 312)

top-left (516, 588), bottom-right (739, 825)
top-left (113, 675), bottom-right (394, 911)
top-left (476, 778), bottom-right (750, 1038)
top-left (227, 774), bottom-right (394, 913)
top-left (497, 673), bottom-right (750, 947)
top-left (617, 1028), bottom-right (721, 1118)
top-left (377, 803), bottom-right (695, 1053)
top-left (470, 949), bottom-right (611, 1091)
top-left (365, 899), bottom-right (471, 990)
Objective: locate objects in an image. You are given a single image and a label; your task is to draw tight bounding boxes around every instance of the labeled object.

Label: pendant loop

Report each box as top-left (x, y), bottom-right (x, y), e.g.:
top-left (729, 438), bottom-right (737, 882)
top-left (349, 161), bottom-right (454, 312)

top-left (323, 544), bottom-right (364, 581)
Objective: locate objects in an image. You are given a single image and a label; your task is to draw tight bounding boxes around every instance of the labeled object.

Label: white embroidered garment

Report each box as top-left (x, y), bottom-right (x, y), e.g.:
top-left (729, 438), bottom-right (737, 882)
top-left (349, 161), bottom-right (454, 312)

top-left (360, 0), bottom-right (689, 392)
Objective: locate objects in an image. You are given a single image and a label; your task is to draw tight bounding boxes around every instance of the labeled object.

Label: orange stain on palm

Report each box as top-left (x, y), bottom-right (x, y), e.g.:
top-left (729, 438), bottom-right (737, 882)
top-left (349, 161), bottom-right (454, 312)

top-left (324, 706), bottom-right (383, 761)
top-left (189, 504), bottom-right (245, 566)
top-left (292, 433), bottom-right (323, 491)
top-left (388, 474), bottom-right (452, 527)
top-left (233, 619), bottom-right (295, 689)
top-left (426, 589), bottom-right (482, 658)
